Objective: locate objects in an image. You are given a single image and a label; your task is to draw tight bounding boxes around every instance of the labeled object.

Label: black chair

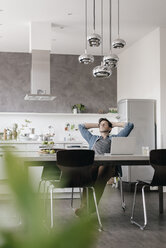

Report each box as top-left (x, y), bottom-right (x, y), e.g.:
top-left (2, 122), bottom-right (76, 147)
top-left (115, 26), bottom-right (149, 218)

top-left (48, 149), bottom-right (103, 231)
top-left (130, 149), bottom-right (166, 230)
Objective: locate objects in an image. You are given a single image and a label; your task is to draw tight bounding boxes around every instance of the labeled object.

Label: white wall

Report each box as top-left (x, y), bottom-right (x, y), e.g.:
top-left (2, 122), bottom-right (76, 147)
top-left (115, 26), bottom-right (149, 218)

top-left (160, 28), bottom-right (166, 147)
top-left (117, 28), bottom-right (161, 147)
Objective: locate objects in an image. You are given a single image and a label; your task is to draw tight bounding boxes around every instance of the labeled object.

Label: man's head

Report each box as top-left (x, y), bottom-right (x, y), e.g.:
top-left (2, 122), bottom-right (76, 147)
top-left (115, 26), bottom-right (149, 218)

top-left (98, 118), bottom-right (112, 134)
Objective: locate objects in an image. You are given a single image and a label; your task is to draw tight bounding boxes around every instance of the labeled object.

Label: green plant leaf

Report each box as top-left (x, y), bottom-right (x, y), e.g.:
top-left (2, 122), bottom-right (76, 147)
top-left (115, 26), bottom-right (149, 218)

top-left (1, 152), bottom-right (98, 248)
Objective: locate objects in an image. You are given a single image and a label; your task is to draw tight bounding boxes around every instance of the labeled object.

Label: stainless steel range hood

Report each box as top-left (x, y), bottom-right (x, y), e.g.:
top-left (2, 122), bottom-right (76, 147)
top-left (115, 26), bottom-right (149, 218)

top-left (24, 50), bottom-right (56, 101)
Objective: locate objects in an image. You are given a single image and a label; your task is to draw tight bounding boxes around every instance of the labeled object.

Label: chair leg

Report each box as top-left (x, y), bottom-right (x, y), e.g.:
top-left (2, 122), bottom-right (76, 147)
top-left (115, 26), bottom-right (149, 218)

top-left (130, 182), bottom-right (147, 230)
top-left (79, 188), bottom-right (82, 201)
top-left (90, 187), bottom-right (103, 231)
top-left (142, 185), bottom-right (148, 229)
top-left (43, 181), bottom-right (47, 212)
top-left (71, 188), bottom-right (82, 209)
top-left (130, 182), bottom-right (138, 224)
top-left (50, 186), bottom-right (54, 228)
top-left (86, 187), bottom-right (89, 214)
top-left (71, 188), bottom-right (74, 208)
top-left (119, 175), bottom-right (126, 211)
top-left (44, 184), bottom-right (50, 222)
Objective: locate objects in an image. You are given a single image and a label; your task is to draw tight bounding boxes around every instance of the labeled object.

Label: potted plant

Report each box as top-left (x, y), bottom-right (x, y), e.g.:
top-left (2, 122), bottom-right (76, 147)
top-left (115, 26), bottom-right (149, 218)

top-left (72, 103), bottom-right (86, 113)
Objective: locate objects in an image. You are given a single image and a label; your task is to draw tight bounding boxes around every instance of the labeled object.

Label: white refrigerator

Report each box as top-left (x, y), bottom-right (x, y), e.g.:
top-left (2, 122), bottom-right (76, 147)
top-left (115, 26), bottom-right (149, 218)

top-left (117, 99), bottom-right (156, 182)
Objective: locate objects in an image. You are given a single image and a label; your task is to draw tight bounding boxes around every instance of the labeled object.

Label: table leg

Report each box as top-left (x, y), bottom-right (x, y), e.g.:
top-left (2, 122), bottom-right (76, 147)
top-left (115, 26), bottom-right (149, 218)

top-left (159, 186), bottom-right (163, 214)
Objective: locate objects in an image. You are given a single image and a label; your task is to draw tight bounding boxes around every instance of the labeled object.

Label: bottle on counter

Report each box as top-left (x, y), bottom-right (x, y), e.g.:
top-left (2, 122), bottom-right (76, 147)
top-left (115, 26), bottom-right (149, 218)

top-left (12, 130), bottom-right (17, 140)
top-left (3, 129), bottom-right (7, 140)
top-left (12, 123), bottom-right (18, 140)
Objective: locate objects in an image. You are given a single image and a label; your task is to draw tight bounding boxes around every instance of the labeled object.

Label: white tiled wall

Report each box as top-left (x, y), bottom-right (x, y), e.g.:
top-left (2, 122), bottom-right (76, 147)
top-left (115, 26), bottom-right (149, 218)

top-left (0, 112), bottom-right (118, 144)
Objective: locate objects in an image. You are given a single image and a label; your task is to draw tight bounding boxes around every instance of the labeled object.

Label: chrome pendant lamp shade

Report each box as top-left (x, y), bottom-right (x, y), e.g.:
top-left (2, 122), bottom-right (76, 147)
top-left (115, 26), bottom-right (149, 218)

top-left (112, 38), bottom-right (126, 48)
top-left (93, 62), bottom-right (112, 78)
top-left (103, 53), bottom-right (119, 67)
top-left (78, 50), bottom-right (94, 64)
top-left (87, 33), bottom-right (101, 47)
top-left (103, 0), bottom-right (119, 68)
top-left (87, 0), bottom-right (101, 47)
top-left (112, 0), bottom-right (126, 49)
top-left (93, 0), bottom-right (112, 78)
top-left (78, 0), bottom-right (94, 64)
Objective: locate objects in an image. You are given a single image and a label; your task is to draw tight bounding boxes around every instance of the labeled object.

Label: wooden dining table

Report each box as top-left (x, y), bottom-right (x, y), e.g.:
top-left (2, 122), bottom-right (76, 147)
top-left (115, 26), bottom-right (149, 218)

top-left (20, 152), bottom-right (164, 214)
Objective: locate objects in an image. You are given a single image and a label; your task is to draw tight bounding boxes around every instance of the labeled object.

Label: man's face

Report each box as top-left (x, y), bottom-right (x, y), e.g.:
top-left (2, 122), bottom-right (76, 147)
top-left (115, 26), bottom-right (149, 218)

top-left (99, 120), bottom-right (112, 133)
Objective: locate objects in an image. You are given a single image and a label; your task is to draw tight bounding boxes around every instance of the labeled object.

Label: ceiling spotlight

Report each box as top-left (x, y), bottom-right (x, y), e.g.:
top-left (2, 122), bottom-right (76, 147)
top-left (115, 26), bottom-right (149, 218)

top-left (112, 0), bottom-right (126, 49)
top-left (87, 0), bottom-right (101, 47)
top-left (93, 63), bottom-right (112, 78)
top-left (78, 0), bottom-right (94, 64)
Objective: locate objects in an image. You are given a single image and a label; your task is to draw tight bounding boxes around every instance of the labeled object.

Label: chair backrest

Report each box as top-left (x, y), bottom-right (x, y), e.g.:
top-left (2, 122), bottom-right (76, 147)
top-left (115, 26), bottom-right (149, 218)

top-left (56, 149), bottom-right (96, 187)
top-left (57, 149), bottom-right (94, 167)
top-left (150, 149), bottom-right (166, 186)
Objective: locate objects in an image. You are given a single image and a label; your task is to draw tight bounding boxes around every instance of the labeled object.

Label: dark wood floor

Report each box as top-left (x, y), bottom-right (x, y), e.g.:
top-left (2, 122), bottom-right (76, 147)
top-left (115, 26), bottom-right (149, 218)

top-left (50, 185), bottom-right (166, 248)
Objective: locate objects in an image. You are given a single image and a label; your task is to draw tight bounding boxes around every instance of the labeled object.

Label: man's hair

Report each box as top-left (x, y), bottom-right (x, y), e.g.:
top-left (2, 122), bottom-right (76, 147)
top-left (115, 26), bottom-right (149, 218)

top-left (98, 118), bottom-right (112, 128)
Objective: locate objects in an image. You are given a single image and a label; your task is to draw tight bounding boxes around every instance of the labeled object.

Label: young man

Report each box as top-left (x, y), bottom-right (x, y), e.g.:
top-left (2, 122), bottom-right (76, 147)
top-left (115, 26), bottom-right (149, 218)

top-left (76, 118), bottom-right (134, 216)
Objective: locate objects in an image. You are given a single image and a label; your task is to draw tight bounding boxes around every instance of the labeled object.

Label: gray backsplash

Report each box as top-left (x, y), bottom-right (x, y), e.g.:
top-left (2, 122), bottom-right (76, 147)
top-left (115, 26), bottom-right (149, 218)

top-left (0, 52), bottom-right (117, 113)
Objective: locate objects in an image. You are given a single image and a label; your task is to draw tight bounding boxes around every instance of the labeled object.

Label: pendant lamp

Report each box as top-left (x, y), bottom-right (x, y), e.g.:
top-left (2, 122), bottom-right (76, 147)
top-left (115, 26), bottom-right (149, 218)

top-left (78, 0), bottom-right (94, 64)
top-left (87, 0), bottom-right (101, 47)
top-left (103, 0), bottom-right (119, 68)
top-left (93, 61), bottom-right (112, 77)
top-left (112, 0), bottom-right (126, 49)
top-left (93, 0), bottom-right (112, 78)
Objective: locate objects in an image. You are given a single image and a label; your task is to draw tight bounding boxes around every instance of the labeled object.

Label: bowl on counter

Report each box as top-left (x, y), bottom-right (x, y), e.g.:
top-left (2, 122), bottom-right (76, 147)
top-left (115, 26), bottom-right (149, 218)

top-left (29, 134), bottom-right (39, 141)
top-left (19, 135), bottom-right (31, 141)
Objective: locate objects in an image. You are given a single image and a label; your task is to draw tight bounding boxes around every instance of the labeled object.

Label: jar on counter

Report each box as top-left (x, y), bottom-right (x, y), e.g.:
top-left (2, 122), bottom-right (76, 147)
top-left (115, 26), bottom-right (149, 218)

top-left (7, 129), bottom-right (12, 140)
top-left (142, 146), bottom-right (150, 156)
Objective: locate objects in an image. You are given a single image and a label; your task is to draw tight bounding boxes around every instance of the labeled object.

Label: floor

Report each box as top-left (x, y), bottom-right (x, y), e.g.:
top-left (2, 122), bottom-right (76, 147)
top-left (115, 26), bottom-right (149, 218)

top-left (0, 185), bottom-right (166, 248)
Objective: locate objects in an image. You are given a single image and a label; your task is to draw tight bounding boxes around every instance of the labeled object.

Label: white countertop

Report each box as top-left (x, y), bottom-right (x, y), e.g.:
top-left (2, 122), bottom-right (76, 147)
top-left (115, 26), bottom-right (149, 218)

top-left (0, 140), bottom-right (83, 144)
top-left (0, 141), bottom-right (41, 144)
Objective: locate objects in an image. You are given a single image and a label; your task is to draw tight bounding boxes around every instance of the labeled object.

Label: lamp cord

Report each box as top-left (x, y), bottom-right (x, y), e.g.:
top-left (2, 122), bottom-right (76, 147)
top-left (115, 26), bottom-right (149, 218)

top-left (118, 0), bottom-right (120, 38)
top-left (110, 0), bottom-right (112, 53)
top-left (101, 0), bottom-right (103, 56)
top-left (93, 0), bottom-right (95, 33)
top-left (85, 0), bottom-right (87, 52)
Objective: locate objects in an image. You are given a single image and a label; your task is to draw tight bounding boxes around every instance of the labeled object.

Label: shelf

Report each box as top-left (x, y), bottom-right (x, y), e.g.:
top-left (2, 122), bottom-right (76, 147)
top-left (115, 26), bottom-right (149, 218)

top-left (0, 112), bottom-right (117, 116)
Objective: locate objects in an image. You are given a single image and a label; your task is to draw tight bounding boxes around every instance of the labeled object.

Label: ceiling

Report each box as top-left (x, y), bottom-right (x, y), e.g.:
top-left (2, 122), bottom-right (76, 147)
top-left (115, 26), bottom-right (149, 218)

top-left (0, 0), bottom-right (166, 55)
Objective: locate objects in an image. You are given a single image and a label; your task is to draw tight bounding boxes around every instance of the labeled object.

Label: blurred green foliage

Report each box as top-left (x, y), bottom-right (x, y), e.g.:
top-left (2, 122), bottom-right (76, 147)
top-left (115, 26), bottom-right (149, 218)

top-left (0, 152), bottom-right (97, 248)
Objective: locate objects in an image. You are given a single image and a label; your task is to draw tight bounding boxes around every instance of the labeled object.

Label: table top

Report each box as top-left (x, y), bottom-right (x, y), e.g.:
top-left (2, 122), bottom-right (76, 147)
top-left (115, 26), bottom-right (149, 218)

top-left (17, 152), bottom-right (150, 165)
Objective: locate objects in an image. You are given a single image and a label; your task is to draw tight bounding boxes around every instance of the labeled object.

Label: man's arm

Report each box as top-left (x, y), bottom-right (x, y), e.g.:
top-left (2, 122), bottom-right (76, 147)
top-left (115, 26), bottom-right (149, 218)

top-left (111, 122), bottom-right (126, 128)
top-left (83, 123), bottom-right (99, 129)
top-left (112, 122), bottom-right (134, 137)
top-left (78, 124), bottom-right (94, 143)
